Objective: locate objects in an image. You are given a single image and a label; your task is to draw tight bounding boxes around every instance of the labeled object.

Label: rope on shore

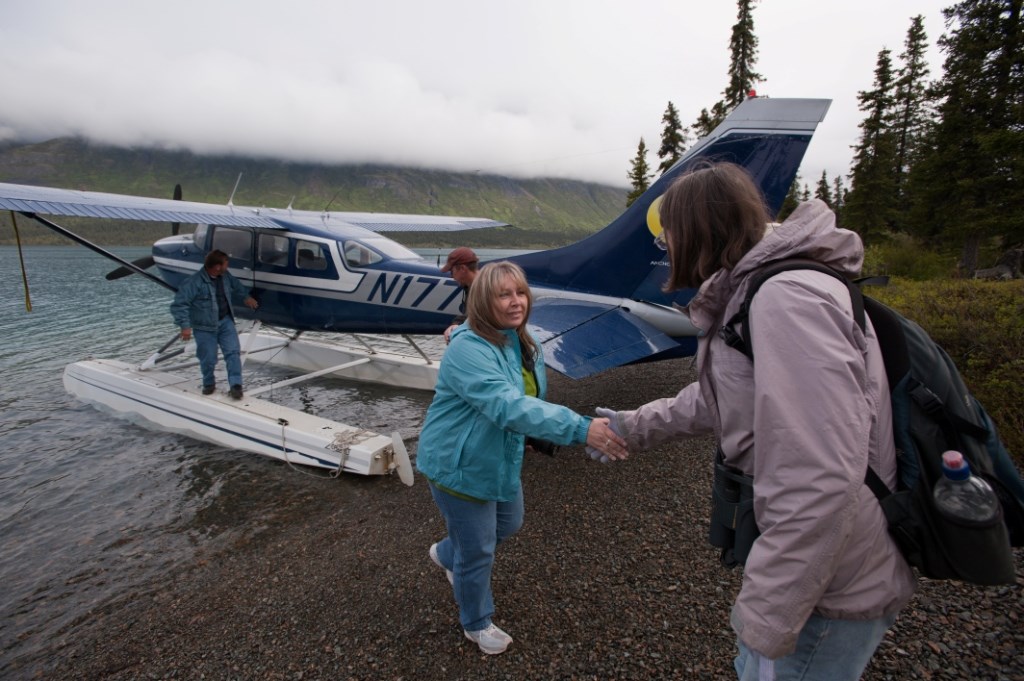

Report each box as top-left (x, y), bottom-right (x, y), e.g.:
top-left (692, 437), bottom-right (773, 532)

top-left (271, 422), bottom-right (377, 480)
top-left (274, 418), bottom-right (336, 480)
top-left (327, 428), bottom-right (375, 479)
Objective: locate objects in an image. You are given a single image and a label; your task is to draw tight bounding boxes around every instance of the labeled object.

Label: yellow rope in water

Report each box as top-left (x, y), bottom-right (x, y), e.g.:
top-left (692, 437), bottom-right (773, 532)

top-left (10, 211), bottom-right (31, 312)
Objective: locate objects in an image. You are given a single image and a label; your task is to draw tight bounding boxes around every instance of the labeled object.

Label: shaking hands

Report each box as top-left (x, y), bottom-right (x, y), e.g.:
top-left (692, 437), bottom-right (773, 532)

top-left (585, 407), bottom-right (627, 463)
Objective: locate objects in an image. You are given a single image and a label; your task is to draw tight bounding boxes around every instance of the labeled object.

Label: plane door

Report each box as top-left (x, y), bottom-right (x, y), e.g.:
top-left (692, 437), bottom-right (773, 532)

top-left (210, 226), bottom-right (254, 266)
top-left (210, 226), bottom-right (256, 285)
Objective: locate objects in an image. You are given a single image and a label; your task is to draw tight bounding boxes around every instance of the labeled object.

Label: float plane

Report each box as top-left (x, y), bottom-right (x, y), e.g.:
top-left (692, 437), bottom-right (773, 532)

top-left (0, 96), bottom-right (831, 481)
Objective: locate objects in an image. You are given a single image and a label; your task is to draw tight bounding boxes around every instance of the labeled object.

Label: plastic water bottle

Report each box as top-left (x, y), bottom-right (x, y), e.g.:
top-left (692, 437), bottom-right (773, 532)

top-left (932, 450), bottom-right (1000, 522)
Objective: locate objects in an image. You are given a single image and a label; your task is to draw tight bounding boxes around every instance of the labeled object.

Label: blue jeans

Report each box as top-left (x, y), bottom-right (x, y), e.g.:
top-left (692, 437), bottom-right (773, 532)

top-left (193, 316), bottom-right (243, 387)
top-left (428, 483), bottom-right (524, 632)
top-left (735, 612), bottom-right (897, 681)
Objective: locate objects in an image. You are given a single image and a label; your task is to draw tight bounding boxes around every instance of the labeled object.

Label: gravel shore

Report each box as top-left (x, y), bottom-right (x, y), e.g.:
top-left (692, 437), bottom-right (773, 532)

top-left (23, 360), bottom-right (1024, 680)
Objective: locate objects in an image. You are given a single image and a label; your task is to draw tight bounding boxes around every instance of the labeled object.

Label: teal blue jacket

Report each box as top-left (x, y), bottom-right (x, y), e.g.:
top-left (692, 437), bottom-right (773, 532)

top-left (170, 268), bottom-right (252, 333)
top-left (416, 325), bottom-right (592, 501)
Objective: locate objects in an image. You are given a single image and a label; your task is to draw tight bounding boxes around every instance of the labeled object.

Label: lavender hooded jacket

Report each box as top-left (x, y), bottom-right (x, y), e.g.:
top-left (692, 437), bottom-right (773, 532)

top-left (613, 200), bottom-right (915, 659)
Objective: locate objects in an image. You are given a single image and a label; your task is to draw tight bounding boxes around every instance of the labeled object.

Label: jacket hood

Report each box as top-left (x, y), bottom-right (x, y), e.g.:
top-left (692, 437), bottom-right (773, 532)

top-left (687, 199), bottom-right (863, 331)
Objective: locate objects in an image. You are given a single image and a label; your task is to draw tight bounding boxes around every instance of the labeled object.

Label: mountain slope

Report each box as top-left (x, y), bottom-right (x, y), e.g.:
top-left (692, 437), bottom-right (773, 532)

top-left (0, 138), bottom-right (627, 247)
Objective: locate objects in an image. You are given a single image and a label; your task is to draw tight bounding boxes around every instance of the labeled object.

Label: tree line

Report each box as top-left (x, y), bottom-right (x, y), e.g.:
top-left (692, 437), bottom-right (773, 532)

top-left (627, 0), bottom-right (1023, 274)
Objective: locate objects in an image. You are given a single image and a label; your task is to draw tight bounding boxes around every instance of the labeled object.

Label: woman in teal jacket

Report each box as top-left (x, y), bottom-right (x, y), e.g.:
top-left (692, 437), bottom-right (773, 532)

top-left (417, 261), bottom-right (627, 655)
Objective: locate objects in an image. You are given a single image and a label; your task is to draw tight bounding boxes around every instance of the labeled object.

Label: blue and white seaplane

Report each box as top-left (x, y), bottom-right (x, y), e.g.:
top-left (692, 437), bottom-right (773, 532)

top-left (0, 96), bottom-right (830, 483)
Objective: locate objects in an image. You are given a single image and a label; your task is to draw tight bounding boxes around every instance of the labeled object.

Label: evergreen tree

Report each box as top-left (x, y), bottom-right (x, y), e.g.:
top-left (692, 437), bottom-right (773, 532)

top-left (724, 0), bottom-right (765, 107)
top-left (832, 174), bottom-right (847, 225)
top-left (814, 170), bottom-right (833, 207)
top-left (693, 0), bottom-right (763, 136)
top-left (626, 137), bottom-right (653, 207)
top-left (777, 174), bottom-right (802, 221)
top-left (906, 0), bottom-right (1024, 271)
top-left (891, 15), bottom-right (933, 229)
top-left (692, 101), bottom-right (730, 140)
top-left (657, 101), bottom-right (689, 175)
top-left (844, 48), bottom-right (899, 244)
top-left (801, 183), bottom-right (811, 202)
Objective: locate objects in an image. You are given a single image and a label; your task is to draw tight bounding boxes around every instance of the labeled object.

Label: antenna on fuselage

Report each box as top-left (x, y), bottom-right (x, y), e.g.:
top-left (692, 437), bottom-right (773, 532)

top-left (227, 173), bottom-right (243, 209)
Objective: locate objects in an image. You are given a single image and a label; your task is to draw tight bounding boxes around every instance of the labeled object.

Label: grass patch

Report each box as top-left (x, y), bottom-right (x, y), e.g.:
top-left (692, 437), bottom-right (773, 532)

top-left (868, 278), bottom-right (1024, 465)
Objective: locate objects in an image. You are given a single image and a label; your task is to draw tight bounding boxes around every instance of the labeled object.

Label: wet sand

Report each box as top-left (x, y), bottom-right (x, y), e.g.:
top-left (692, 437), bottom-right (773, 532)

top-left (20, 360), bottom-right (1024, 680)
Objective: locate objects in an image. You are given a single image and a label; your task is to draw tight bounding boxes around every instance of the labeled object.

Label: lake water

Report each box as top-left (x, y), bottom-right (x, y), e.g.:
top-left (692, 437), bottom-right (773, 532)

top-left (0, 245), bottom-right (527, 673)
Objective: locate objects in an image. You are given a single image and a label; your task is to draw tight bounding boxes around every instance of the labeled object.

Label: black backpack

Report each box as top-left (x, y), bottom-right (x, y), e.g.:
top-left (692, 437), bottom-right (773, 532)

top-left (718, 258), bottom-right (1024, 585)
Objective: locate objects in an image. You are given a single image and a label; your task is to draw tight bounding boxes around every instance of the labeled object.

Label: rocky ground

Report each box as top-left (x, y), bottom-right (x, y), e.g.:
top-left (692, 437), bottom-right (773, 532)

top-left (18, 360), bottom-right (1024, 680)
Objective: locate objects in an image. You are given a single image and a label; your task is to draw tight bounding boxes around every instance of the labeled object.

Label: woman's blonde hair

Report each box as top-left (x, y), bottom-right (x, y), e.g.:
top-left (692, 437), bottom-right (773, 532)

top-left (466, 260), bottom-right (538, 359)
top-left (660, 161), bottom-right (769, 290)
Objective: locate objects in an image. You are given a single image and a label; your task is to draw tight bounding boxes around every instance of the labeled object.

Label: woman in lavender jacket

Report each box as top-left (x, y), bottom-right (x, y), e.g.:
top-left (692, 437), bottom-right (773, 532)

top-left (600, 163), bottom-right (915, 681)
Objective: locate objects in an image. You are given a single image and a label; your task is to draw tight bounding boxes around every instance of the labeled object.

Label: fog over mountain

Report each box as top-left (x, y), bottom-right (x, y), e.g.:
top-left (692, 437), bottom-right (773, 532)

top-left (0, 0), bottom-right (948, 187)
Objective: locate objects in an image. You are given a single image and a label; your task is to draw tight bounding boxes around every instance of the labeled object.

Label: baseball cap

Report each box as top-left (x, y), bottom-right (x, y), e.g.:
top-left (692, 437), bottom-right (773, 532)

top-left (440, 247), bottom-right (479, 273)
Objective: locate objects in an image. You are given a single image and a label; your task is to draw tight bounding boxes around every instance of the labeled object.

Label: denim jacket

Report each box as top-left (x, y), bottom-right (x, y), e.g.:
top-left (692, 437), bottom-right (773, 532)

top-left (170, 268), bottom-right (252, 333)
top-left (416, 326), bottom-right (591, 501)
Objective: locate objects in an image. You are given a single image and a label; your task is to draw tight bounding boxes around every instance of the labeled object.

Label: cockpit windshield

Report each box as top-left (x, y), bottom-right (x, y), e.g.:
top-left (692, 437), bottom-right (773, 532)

top-left (355, 236), bottom-right (422, 261)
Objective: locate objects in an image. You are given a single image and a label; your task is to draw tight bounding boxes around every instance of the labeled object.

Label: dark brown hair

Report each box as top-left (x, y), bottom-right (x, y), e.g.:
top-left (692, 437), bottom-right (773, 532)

top-left (204, 249), bottom-right (229, 269)
top-left (466, 261), bottom-right (538, 359)
top-left (659, 162), bottom-right (769, 290)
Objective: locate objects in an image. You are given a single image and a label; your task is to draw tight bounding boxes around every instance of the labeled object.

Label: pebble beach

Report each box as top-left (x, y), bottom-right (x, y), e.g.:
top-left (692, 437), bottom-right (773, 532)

top-left (18, 359), bottom-right (1024, 680)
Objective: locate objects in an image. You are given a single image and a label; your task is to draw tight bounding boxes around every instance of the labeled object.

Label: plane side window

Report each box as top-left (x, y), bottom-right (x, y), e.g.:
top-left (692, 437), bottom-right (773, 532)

top-left (192, 224), bottom-right (209, 249)
top-left (211, 227), bottom-right (253, 267)
top-left (296, 240), bottom-right (328, 271)
top-left (343, 241), bottom-right (382, 268)
top-left (258, 233), bottom-right (290, 267)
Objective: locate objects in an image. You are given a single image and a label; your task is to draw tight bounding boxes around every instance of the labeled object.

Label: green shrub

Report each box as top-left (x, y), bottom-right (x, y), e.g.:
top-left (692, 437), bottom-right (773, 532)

top-left (869, 278), bottom-right (1024, 466)
top-left (862, 236), bottom-right (955, 280)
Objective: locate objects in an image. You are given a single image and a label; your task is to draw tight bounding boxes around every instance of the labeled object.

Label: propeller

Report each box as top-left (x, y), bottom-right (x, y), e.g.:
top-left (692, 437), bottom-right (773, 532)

top-left (170, 183), bottom-right (182, 235)
top-left (105, 183), bottom-right (182, 280)
top-left (105, 254), bottom-right (156, 280)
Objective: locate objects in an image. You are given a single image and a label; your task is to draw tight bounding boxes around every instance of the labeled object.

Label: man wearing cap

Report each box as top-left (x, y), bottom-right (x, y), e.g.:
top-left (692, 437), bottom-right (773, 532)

top-left (440, 246), bottom-right (479, 343)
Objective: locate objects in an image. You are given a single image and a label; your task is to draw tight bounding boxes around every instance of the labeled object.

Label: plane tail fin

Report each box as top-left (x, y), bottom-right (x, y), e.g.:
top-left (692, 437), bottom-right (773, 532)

top-left (512, 97), bottom-right (831, 306)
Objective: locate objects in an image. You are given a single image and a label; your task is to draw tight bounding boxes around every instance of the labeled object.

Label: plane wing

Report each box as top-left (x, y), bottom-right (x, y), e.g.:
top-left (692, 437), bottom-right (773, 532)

top-left (0, 182), bottom-right (506, 232)
top-left (528, 297), bottom-right (682, 379)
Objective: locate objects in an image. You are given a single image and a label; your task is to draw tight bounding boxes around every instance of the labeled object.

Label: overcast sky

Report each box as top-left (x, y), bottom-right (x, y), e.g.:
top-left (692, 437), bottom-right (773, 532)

top-left (0, 1), bottom-right (951, 190)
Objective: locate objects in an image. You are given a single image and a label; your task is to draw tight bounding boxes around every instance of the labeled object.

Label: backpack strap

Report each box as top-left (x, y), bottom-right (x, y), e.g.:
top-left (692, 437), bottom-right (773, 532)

top-left (720, 259), bottom-right (865, 360)
top-left (863, 295), bottom-right (989, 444)
top-left (864, 467), bottom-right (892, 500)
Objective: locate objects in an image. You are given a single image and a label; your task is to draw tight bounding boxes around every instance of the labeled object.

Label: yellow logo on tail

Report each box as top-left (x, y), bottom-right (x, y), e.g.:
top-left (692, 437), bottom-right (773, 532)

top-left (647, 195), bottom-right (667, 250)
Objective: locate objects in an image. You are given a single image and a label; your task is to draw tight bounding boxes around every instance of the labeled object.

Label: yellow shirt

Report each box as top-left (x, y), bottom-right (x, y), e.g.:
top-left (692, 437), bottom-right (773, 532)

top-left (522, 367), bottom-right (538, 397)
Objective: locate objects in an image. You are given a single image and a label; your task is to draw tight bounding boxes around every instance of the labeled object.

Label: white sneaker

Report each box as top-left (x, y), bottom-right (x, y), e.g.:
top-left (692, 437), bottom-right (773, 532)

top-left (429, 543), bottom-right (454, 584)
top-left (464, 623), bottom-right (513, 655)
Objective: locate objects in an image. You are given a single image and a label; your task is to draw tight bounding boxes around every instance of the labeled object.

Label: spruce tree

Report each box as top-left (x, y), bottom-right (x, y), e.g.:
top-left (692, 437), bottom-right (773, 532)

top-left (814, 170), bottom-right (833, 207)
top-left (657, 102), bottom-right (689, 175)
top-left (693, 0), bottom-right (763, 137)
top-left (844, 48), bottom-right (898, 244)
top-left (776, 175), bottom-right (802, 221)
top-left (724, 0), bottom-right (765, 107)
top-left (906, 0), bottom-right (1024, 271)
top-left (832, 175), bottom-right (847, 225)
top-left (892, 15), bottom-right (933, 230)
top-left (626, 138), bottom-right (653, 207)
top-left (692, 101), bottom-right (730, 140)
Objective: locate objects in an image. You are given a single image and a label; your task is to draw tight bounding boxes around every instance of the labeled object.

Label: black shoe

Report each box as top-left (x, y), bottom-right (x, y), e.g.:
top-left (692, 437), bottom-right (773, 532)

top-left (202, 384), bottom-right (216, 395)
top-left (229, 385), bottom-right (243, 400)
